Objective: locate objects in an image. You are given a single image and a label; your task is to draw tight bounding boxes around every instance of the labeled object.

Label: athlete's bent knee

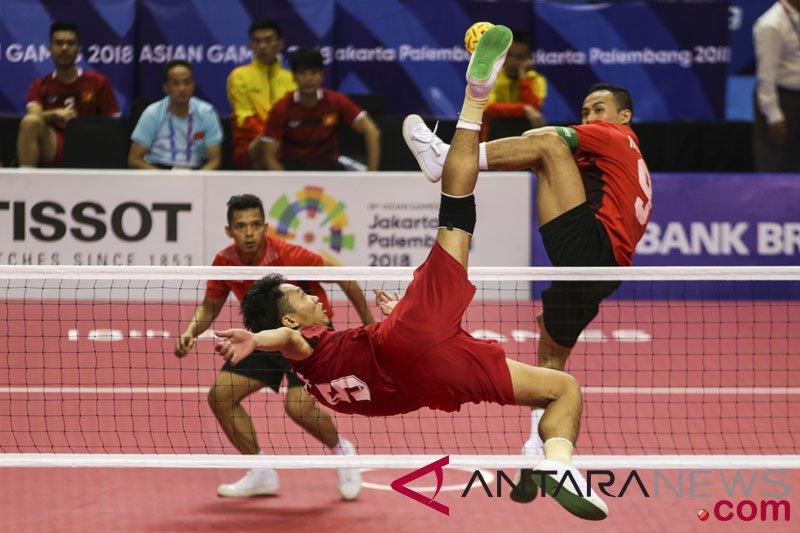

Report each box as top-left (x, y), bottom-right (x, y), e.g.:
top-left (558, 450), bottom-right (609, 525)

top-left (18, 113), bottom-right (46, 132)
top-left (538, 132), bottom-right (571, 159)
top-left (207, 386), bottom-right (234, 412)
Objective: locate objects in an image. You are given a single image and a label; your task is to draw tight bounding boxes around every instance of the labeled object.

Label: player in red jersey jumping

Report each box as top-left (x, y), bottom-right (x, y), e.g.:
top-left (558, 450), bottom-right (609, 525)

top-left (216, 25), bottom-right (609, 521)
top-left (402, 82), bottom-right (652, 500)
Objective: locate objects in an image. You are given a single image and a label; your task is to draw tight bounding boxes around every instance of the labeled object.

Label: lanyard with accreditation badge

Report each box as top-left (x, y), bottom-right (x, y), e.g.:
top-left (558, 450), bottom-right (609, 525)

top-left (168, 111), bottom-right (194, 166)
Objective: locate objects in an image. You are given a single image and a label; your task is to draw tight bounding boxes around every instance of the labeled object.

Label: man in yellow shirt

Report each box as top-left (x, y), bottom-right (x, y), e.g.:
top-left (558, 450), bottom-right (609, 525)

top-left (484, 30), bottom-right (547, 138)
top-left (227, 20), bottom-right (296, 169)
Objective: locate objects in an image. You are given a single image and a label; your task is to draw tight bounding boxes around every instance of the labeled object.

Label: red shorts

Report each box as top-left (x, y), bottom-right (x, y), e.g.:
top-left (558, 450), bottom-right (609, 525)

top-left (375, 243), bottom-right (515, 412)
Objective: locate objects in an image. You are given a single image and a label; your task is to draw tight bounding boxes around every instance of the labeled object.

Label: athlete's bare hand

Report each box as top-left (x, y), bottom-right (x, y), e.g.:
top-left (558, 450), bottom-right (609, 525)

top-left (53, 107), bottom-right (77, 122)
top-left (174, 334), bottom-right (195, 357)
top-left (373, 288), bottom-right (401, 317)
top-left (214, 329), bottom-right (257, 365)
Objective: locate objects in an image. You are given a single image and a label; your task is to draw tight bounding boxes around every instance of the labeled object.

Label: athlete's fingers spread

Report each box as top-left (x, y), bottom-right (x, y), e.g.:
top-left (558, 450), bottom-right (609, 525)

top-left (214, 329), bottom-right (234, 339)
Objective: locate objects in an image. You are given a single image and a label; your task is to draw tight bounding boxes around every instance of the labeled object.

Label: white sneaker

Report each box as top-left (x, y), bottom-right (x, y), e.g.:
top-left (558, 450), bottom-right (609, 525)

top-left (532, 459), bottom-right (609, 520)
top-left (335, 438), bottom-right (362, 501)
top-left (403, 114), bottom-right (449, 183)
top-left (217, 468), bottom-right (280, 498)
top-left (466, 25), bottom-right (512, 99)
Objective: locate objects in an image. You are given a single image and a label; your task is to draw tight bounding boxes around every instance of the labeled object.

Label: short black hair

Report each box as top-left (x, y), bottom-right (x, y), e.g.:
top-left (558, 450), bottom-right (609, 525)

top-left (511, 30), bottom-right (531, 48)
top-left (586, 83), bottom-right (634, 115)
top-left (50, 22), bottom-right (79, 41)
top-left (289, 47), bottom-right (324, 72)
top-left (164, 60), bottom-right (193, 83)
top-left (241, 274), bottom-right (289, 331)
top-left (249, 19), bottom-right (282, 39)
top-left (226, 194), bottom-right (265, 224)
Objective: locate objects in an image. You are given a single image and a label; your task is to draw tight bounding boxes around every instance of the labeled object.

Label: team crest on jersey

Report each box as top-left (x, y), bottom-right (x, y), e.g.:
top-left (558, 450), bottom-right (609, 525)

top-left (82, 91), bottom-right (95, 102)
top-left (322, 113), bottom-right (337, 127)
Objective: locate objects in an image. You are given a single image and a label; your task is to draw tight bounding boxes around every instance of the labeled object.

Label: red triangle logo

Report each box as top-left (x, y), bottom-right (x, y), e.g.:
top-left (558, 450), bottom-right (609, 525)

top-left (390, 456), bottom-right (450, 516)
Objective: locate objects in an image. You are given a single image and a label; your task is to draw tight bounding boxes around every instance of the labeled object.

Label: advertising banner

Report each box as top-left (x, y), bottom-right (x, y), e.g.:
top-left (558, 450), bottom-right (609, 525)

top-left (530, 172), bottom-right (800, 298)
top-left (0, 0), bottom-right (734, 123)
top-left (0, 170), bottom-right (530, 268)
top-left (0, 170), bottom-right (203, 266)
top-left (534, 1), bottom-right (730, 122)
top-left (203, 172), bottom-right (530, 267)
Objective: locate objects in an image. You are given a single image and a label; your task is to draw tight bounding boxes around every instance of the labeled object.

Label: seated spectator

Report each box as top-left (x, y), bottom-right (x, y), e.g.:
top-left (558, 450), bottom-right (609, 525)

top-left (261, 47), bottom-right (381, 171)
top-left (227, 20), bottom-right (296, 170)
top-left (129, 60), bottom-right (222, 170)
top-left (484, 30), bottom-right (547, 137)
top-left (16, 22), bottom-right (120, 167)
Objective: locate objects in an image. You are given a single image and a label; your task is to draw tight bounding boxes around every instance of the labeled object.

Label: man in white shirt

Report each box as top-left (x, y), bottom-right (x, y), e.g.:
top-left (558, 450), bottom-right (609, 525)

top-left (753, 0), bottom-right (800, 171)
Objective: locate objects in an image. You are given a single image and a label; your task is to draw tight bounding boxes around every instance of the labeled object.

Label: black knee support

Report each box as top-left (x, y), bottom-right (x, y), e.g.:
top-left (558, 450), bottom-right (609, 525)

top-left (438, 194), bottom-right (476, 235)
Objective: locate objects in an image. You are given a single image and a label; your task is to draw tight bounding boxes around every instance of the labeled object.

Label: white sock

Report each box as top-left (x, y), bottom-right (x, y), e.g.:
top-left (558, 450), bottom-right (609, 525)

top-left (478, 143), bottom-right (488, 170)
top-left (456, 118), bottom-right (481, 131)
top-left (530, 409), bottom-right (544, 442)
top-left (330, 438), bottom-right (346, 455)
top-left (252, 450), bottom-right (274, 475)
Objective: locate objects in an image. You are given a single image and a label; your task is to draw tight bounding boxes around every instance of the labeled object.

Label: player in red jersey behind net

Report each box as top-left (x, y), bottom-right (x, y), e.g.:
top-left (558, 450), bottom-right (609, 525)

top-left (216, 24), bottom-right (608, 521)
top-left (403, 81), bottom-right (653, 500)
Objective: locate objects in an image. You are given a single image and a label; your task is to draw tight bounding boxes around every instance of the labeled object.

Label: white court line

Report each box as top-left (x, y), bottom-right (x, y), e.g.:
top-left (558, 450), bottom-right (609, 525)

top-left (2, 454), bottom-right (800, 469)
top-left (1, 386), bottom-right (799, 395)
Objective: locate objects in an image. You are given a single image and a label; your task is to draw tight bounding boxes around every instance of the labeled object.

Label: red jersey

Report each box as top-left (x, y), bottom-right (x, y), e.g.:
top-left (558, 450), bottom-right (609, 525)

top-left (572, 121), bottom-right (652, 266)
top-left (289, 243), bottom-right (515, 417)
top-left (205, 236), bottom-right (333, 318)
top-left (26, 69), bottom-right (120, 130)
top-left (294, 324), bottom-right (412, 416)
top-left (262, 88), bottom-right (364, 165)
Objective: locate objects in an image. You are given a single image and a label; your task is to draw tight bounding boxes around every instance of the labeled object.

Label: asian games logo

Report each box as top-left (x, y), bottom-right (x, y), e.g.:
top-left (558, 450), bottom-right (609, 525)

top-left (267, 185), bottom-right (355, 263)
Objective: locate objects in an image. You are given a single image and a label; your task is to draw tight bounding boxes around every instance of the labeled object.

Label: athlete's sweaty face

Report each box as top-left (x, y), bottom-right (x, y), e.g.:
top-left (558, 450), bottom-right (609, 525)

top-left (280, 284), bottom-right (330, 327)
top-left (225, 208), bottom-right (267, 258)
top-left (581, 90), bottom-right (631, 126)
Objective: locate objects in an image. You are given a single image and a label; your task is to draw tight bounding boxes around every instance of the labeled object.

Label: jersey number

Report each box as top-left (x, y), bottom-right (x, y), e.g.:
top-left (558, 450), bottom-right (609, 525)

top-left (635, 158), bottom-right (652, 225)
top-left (316, 375), bottom-right (371, 404)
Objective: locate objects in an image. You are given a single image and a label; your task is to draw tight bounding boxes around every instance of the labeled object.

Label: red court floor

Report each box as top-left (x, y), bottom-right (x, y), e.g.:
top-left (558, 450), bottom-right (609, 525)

top-left (1, 298), bottom-right (798, 531)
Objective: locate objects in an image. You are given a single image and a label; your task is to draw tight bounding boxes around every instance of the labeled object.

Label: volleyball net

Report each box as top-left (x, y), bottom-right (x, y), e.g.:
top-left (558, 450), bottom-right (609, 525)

top-left (0, 265), bottom-right (798, 470)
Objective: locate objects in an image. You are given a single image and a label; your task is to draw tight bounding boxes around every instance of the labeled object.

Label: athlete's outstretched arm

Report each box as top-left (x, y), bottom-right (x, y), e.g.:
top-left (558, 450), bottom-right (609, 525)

top-left (215, 327), bottom-right (312, 364)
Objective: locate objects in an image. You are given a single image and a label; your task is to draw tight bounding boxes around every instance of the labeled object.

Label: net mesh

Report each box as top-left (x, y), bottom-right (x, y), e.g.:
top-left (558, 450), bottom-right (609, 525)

top-left (1, 265), bottom-right (799, 468)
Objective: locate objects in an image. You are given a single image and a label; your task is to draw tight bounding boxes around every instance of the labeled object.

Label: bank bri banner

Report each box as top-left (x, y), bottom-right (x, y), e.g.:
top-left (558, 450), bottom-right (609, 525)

top-left (0, 0), bottom-right (730, 122)
top-left (531, 173), bottom-right (800, 298)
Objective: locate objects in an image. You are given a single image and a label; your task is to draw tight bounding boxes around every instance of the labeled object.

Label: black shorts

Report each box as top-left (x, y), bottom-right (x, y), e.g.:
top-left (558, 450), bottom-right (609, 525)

top-left (220, 350), bottom-right (302, 392)
top-left (539, 201), bottom-right (621, 348)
